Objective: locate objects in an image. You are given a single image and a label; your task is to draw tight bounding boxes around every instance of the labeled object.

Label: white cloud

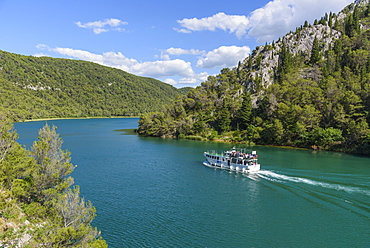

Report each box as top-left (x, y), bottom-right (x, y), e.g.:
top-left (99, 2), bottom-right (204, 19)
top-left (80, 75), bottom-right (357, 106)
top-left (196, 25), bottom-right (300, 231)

top-left (164, 78), bottom-right (178, 85)
top-left (130, 59), bottom-right (194, 78)
top-left (164, 47), bottom-right (205, 56)
top-left (178, 72), bottom-right (209, 85)
top-left (164, 72), bottom-right (209, 86)
top-left (247, 0), bottom-right (353, 43)
top-left (174, 28), bottom-right (192, 34)
top-left (159, 47), bottom-right (206, 61)
top-left (160, 54), bottom-right (171, 60)
top-left (175, 0), bottom-right (353, 43)
top-left (33, 53), bottom-right (47, 57)
top-left (37, 44), bottom-right (195, 79)
top-left (176, 12), bottom-right (249, 39)
top-left (76, 18), bottom-right (128, 34)
top-left (196, 45), bottom-right (250, 69)
top-left (92, 28), bottom-right (108, 34)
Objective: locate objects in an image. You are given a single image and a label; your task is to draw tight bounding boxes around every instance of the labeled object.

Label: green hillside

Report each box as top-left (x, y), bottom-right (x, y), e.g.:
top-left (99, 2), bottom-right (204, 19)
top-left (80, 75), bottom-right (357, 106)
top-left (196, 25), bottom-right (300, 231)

top-left (138, 0), bottom-right (370, 155)
top-left (0, 50), bottom-right (186, 120)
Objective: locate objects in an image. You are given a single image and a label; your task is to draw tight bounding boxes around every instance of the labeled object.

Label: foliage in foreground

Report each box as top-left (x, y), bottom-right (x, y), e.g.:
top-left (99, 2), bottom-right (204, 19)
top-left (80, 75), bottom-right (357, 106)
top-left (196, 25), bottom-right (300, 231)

top-left (0, 115), bottom-right (107, 247)
top-left (138, 1), bottom-right (370, 155)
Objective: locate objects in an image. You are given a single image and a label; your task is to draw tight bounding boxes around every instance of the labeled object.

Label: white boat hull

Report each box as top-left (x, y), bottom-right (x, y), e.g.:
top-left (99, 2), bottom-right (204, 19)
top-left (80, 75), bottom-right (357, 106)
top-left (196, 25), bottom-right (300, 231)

top-left (203, 148), bottom-right (260, 173)
top-left (203, 161), bottom-right (260, 173)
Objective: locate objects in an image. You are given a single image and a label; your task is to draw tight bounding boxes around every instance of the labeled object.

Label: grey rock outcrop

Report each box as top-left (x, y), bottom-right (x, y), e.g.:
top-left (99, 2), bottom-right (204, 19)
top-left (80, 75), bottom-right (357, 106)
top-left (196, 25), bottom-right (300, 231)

top-left (240, 0), bottom-right (369, 91)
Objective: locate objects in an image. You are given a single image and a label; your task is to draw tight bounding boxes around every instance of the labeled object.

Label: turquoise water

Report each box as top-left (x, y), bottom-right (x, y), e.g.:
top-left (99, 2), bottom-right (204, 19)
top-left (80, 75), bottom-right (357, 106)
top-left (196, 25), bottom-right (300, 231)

top-left (15, 118), bottom-right (370, 247)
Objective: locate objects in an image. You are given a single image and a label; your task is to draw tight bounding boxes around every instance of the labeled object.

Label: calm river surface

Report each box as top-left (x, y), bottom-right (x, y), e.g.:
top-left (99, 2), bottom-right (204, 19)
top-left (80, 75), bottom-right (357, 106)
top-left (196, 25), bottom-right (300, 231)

top-left (14, 118), bottom-right (370, 247)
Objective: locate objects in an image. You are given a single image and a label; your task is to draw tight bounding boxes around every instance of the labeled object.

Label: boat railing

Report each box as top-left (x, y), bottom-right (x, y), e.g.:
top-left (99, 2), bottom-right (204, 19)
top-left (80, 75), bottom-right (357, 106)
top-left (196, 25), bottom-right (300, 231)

top-left (205, 150), bottom-right (258, 160)
top-left (205, 150), bottom-right (224, 157)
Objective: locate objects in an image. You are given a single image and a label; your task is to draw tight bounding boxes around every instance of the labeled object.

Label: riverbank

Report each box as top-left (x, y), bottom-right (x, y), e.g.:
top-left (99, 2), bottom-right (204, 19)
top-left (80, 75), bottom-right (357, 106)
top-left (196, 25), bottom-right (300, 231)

top-left (174, 133), bottom-right (358, 155)
top-left (22, 116), bottom-right (139, 122)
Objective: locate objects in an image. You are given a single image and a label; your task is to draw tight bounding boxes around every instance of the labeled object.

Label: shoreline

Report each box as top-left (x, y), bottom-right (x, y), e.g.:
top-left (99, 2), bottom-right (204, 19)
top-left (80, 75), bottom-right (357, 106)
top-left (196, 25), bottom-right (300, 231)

top-left (21, 116), bottom-right (139, 122)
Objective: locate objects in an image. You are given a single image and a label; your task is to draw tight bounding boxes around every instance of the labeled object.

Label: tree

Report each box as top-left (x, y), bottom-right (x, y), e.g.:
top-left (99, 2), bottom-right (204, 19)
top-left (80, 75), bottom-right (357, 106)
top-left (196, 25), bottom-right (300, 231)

top-left (345, 10), bottom-right (360, 37)
top-left (31, 124), bottom-right (75, 198)
top-left (0, 114), bottom-right (17, 163)
top-left (216, 103), bottom-right (231, 134)
top-left (309, 127), bottom-right (343, 148)
top-left (328, 12), bottom-right (333, 27)
top-left (0, 115), bottom-right (35, 190)
top-left (238, 91), bottom-right (253, 130)
top-left (0, 118), bottom-right (107, 246)
top-left (44, 186), bottom-right (106, 247)
top-left (277, 41), bottom-right (293, 82)
top-left (310, 36), bottom-right (320, 65)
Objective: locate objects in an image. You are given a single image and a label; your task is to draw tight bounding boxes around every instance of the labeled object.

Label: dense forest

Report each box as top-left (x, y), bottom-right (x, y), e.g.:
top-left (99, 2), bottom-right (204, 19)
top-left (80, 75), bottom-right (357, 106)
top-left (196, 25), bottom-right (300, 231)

top-left (138, 0), bottom-right (370, 155)
top-left (0, 115), bottom-right (107, 247)
top-left (0, 51), bottom-right (188, 121)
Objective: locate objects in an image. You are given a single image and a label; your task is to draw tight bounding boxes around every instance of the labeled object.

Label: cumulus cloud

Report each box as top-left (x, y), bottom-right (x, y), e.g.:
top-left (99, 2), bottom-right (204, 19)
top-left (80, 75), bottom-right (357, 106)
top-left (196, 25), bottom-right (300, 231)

top-left (75, 18), bottom-right (128, 34)
top-left (130, 59), bottom-right (194, 78)
top-left (37, 44), bottom-right (195, 79)
top-left (160, 47), bottom-right (205, 60)
top-left (164, 47), bottom-right (205, 56)
top-left (176, 12), bottom-right (249, 39)
top-left (33, 53), bottom-right (47, 57)
top-left (196, 45), bottom-right (250, 69)
top-left (164, 78), bottom-right (178, 85)
top-left (248, 0), bottom-right (353, 43)
top-left (175, 0), bottom-right (353, 43)
top-left (178, 72), bottom-right (209, 85)
top-left (164, 72), bottom-right (209, 86)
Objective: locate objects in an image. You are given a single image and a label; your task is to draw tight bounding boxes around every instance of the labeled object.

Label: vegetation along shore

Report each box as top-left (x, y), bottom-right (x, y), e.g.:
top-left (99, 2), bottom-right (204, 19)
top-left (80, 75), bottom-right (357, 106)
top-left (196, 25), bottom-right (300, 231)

top-left (3, 0), bottom-right (370, 247)
top-left (0, 115), bottom-right (107, 246)
top-left (138, 0), bottom-right (370, 156)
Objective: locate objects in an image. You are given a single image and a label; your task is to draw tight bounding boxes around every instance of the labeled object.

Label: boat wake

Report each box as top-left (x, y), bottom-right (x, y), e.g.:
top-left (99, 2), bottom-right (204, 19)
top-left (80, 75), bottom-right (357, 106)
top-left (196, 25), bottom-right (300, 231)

top-left (257, 170), bottom-right (370, 196)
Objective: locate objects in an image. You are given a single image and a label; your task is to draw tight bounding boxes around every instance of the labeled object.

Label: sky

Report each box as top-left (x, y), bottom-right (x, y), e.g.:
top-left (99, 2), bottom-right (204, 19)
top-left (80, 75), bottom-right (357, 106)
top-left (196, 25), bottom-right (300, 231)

top-left (0, 0), bottom-right (354, 88)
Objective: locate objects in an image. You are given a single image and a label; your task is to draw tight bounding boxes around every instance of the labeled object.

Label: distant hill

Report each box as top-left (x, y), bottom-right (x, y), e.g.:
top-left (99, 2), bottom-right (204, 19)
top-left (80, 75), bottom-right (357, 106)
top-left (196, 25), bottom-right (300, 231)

top-left (0, 50), bottom-right (187, 120)
top-left (138, 0), bottom-right (370, 155)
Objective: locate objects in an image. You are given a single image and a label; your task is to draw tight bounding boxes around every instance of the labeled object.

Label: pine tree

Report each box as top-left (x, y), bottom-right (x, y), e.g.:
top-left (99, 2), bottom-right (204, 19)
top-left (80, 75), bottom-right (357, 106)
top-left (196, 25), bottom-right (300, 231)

top-left (277, 41), bottom-right (293, 82)
top-left (345, 10), bottom-right (360, 37)
top-left (328, 12), bottom-right (333, 27)
top-left (238, 91), bottom-right (253, 130)
top-left (333, 39), bottom-right (343, 70)
top-left (217, 101), bottom-right (231, 134)
top-left (366, 1), bottom-right (370, 17)
top-left (310, 36), bottom-right (320, 65)
top-left (31, 124), bottom-right (75, 198)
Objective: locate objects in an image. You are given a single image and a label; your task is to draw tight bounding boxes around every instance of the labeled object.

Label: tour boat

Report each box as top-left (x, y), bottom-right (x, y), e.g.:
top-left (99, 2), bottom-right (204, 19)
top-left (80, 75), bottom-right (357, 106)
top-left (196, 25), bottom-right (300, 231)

top-left (203, 147), bottom-right (260, 173)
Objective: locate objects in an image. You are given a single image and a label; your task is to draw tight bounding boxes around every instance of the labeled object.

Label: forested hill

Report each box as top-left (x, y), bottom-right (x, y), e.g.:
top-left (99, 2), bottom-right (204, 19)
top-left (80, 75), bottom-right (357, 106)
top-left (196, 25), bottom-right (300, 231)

top-left (138, 0), bottom-right (370, 155)
top-left (0, 50), bottom-right (187, 120)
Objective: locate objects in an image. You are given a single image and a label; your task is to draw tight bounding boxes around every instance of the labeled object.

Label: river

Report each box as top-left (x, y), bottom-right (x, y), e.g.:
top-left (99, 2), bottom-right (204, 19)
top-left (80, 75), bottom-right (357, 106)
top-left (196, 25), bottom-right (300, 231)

top-left (14, 118), bottom-right (370, 247)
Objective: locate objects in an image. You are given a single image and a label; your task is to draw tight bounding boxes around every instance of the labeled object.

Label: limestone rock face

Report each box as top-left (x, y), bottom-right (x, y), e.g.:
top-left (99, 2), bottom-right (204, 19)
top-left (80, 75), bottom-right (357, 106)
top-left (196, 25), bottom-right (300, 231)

top-left (240, 0), bottom-right (369, 91)
top-left (242, 24), bottom-right (341, 90)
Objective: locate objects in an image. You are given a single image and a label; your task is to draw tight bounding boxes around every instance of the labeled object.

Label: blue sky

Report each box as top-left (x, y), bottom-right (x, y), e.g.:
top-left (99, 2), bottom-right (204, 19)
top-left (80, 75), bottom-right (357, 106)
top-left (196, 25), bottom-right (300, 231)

top-left (0, 0), bottom-right (354, 88)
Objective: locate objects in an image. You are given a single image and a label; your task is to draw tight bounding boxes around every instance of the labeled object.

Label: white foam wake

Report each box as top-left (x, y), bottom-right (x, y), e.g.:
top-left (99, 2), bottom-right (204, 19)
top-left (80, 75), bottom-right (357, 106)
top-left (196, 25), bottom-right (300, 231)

top-left (258, 170), bottom-right (370, 196)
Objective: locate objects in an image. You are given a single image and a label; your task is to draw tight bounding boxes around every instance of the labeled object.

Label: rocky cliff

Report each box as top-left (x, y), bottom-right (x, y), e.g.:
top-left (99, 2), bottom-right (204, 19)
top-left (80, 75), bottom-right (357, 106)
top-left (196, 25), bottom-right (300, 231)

top-left (241, 0), bottom-right (370, 90)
